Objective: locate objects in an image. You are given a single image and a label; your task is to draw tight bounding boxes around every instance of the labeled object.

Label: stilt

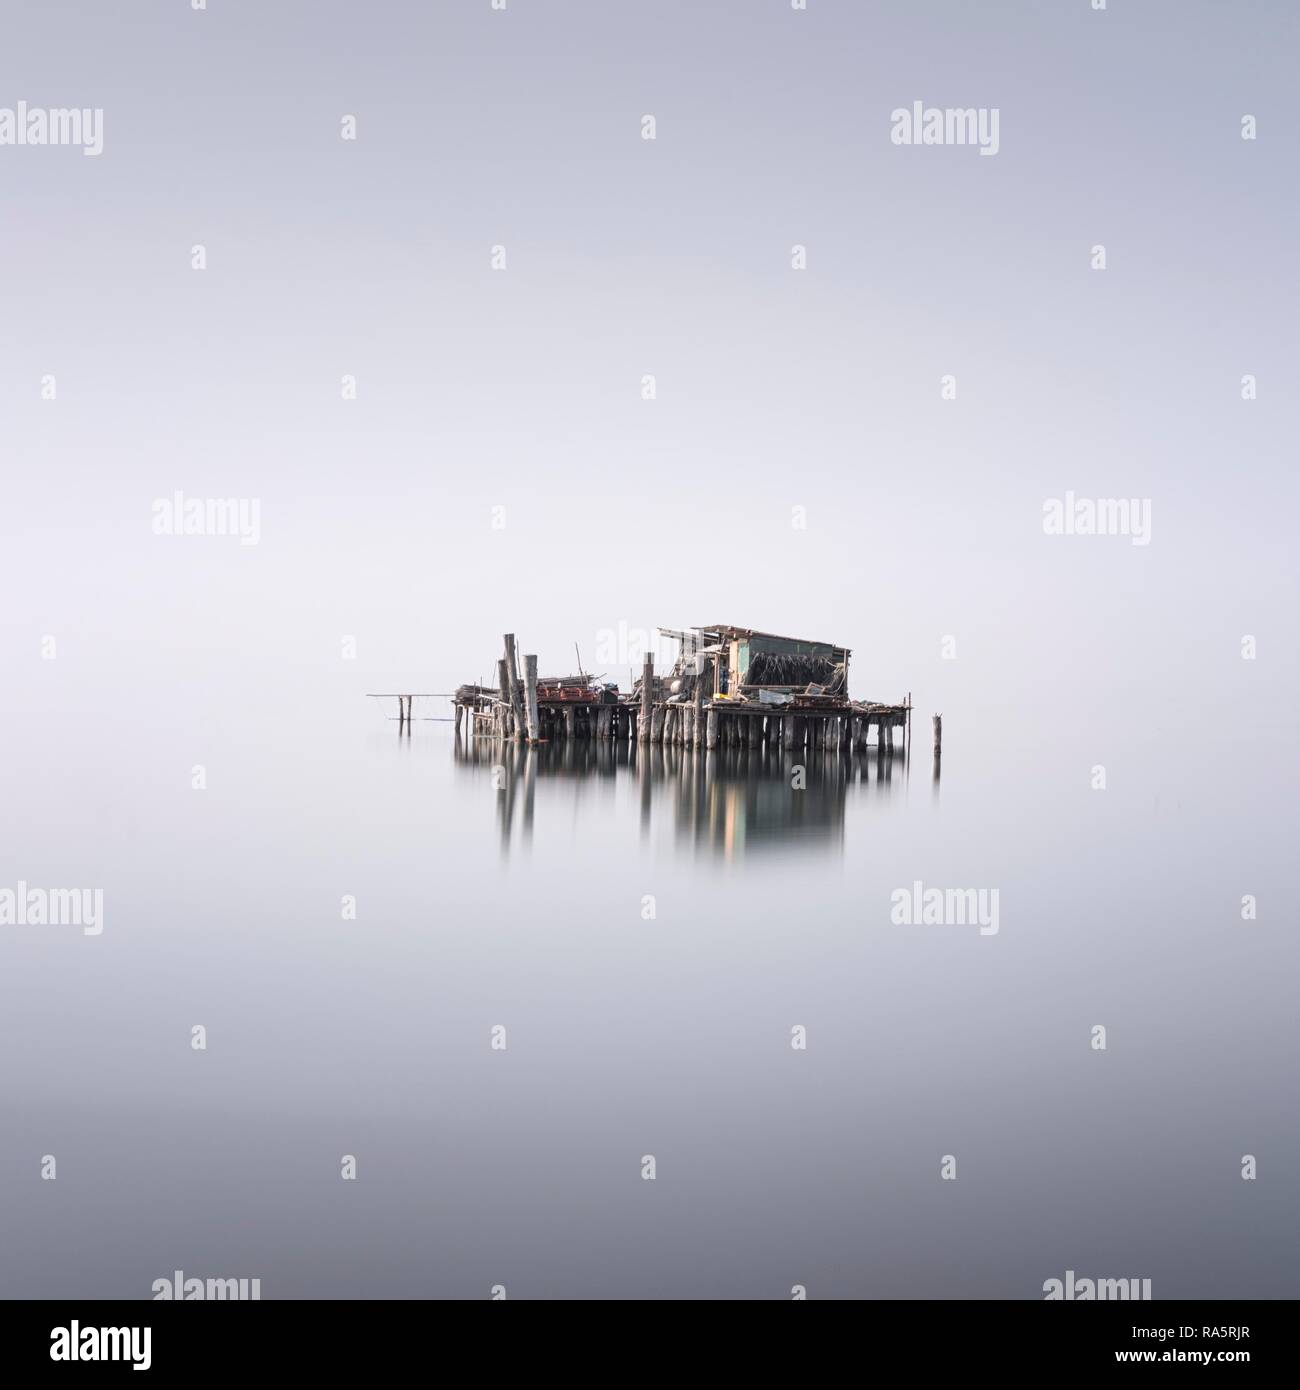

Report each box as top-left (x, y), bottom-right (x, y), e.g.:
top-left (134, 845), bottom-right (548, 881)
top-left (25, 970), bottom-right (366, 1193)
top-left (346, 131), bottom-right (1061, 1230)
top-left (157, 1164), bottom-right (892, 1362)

top-left (639, 656), bottom-right (653, 740)
top-left (503, 634), bottom-right (526, 741)
top-left (706, 706), bottom-right (718, 750)
top-left (695, 660), bottom-right (710, 748)
top-left (523, 655), bottom-right (540, 744)
top-left (497, 660), bottom-right (512, 738)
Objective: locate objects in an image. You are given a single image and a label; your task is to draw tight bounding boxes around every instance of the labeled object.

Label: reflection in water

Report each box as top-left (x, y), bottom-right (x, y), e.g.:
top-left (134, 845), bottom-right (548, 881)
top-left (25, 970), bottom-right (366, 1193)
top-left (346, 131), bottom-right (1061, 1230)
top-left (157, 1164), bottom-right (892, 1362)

top-left (452, 732), bottom-right (908, 859)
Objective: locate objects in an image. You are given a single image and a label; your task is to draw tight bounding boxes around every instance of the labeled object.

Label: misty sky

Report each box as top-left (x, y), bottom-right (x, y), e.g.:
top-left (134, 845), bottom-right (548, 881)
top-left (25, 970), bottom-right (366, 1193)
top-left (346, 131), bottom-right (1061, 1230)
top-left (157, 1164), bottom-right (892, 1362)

top-left (1, 0), bottom-right (1294, 739)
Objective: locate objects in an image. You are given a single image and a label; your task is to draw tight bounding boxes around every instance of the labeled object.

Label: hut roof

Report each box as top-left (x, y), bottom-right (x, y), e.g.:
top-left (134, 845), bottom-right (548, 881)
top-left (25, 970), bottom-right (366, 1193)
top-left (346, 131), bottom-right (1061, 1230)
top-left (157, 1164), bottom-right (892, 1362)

top-left (692, 624), bottom-right (850, 655)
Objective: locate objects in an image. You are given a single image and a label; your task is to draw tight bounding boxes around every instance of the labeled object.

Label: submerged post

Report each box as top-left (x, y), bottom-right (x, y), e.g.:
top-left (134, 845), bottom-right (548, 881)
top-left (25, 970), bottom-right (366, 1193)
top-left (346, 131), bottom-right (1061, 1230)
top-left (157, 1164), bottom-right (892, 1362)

top-left (524, 655), bottom-right (540, 744)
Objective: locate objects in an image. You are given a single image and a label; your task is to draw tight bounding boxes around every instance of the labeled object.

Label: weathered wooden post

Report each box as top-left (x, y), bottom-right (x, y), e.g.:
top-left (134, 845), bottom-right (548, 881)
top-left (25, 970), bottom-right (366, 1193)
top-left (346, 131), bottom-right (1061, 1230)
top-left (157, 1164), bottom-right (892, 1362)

top-left (932, 713), bottom-right (942, 759)
top-left (650, 702), bottom-right (665, 744)
top-left (563, 705), bottom-right (576, 740)
top-left (639, 656), bottom-right (653, 741)
top-left (706, 706), bottom-right (718, 750)
top-left (523, 655), bottom-right (540, 743)
top-left (454, 702), bottom-right (463, 735)
top-left (497, 661), bottom-right (513, 737)
top-left (503, 635), bottom-right (526, 741)
top-left (694, 659), bottom-right (709, 749)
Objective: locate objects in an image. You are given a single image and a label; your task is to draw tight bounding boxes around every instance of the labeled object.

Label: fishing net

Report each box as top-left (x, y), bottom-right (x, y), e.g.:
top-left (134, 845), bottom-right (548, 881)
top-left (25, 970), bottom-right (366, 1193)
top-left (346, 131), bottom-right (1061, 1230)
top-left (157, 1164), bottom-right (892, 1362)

top-left (744, 652), bottom-right (844, 689)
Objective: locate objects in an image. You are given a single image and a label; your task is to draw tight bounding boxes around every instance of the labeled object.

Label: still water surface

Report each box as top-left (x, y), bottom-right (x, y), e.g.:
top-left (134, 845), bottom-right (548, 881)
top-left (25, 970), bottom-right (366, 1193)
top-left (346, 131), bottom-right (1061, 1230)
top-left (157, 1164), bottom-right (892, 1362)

top-left (1, 699), bottom-right (1294, 1299)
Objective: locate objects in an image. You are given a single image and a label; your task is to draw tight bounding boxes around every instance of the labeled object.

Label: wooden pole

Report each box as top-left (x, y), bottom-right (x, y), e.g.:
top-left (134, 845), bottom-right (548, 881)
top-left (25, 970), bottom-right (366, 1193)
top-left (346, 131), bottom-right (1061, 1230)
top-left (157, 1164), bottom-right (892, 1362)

top-left (639, 656), bottom-right (653, 741)
top-left (497, 660), bottom-right (512, 737)
top-left (694, 658), bottom-right (709, 749)
top-left (503, 635), bottom-right (526, 741)
top-left (523, 655), bottom-right (540, 744)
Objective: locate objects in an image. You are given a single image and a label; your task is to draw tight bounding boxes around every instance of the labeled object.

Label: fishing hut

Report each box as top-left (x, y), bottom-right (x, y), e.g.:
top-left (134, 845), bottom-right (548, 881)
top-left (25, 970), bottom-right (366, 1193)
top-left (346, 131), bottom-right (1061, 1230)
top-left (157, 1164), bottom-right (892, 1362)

top-left (452, 627), bottom-right (914, 758)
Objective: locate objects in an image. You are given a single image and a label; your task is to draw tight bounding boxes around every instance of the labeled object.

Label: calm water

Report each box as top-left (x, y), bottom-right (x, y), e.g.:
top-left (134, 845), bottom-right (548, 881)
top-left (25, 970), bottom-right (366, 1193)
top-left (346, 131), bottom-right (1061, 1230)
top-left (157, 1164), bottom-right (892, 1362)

top-left (1, 689), bottom-right (1295, 1300)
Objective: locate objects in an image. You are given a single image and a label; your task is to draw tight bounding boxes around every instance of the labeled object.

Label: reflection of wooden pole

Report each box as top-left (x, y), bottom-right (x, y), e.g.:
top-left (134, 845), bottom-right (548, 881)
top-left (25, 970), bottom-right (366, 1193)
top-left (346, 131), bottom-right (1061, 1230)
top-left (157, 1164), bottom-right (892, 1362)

top-left (524, 655), bottom-right (540, 743)
top-left (503, 635), bottom-right (526, 741)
